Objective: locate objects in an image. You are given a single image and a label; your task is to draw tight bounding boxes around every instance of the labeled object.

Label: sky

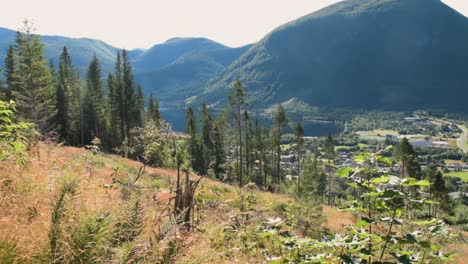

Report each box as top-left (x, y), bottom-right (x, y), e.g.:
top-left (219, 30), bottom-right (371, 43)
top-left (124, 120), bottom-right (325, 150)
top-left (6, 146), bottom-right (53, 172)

top-left (0, 0), bottom-right (467, 49)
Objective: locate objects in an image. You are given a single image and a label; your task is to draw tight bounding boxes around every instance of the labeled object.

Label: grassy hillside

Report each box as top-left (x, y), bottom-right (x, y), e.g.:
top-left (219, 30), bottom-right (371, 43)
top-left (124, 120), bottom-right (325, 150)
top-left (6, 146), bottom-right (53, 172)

top-left (0, 142), bottom-right (355, 263)
top-left (201, 0), bottom-right (468, 112)
top-left (2, 141), bottom-right (468, 262)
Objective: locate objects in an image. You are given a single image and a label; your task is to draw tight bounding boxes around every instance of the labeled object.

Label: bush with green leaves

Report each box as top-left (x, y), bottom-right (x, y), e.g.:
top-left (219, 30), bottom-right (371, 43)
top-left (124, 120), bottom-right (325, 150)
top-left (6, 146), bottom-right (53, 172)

top-left (0, 100), bottom-right (35, 164)
top-left (251, 148), bottom-right (457, 263)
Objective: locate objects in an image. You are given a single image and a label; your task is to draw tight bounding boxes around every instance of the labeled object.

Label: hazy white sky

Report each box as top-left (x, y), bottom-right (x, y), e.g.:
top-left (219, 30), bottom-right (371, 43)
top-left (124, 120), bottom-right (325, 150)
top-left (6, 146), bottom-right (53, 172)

top-left (0, 0), bottom-right (466, 49)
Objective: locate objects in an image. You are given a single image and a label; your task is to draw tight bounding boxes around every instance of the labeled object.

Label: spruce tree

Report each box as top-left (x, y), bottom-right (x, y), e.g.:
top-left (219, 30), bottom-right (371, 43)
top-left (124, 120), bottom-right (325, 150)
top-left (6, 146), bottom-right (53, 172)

top-left (213, 122), bottom-right (226, 180)
top-left (133, 85), bottom-right (144, 128)
top-left (107, 73), bottom-right (120, 147)
top-left (12, 21), bottom-right (56, 133)
top-left (122, 49), bottom-right (135, 140)
top-left (3, 44), bottom-right (16, 99)
top-left (393, 137), bottom-right (421, 179)
top-left (56, 47), bottom-right (84, 145)
top-left (113, 51), bottom-right (125, 144)
top-left (186, 107), bottom-right (204, 174)
top-left (85, 54), bottom-right (107, 143)
top-left (0, 77), bottom-right (5, 100)
top-left (56, 47), bottom-right (71, 142)
top-left (147, 93), bottom-right (160, 125)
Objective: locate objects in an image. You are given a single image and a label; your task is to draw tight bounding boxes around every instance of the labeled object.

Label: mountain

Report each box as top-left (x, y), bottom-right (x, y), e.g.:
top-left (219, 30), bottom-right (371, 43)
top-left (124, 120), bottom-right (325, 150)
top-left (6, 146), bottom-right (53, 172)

top-left (200, 0), bottom-right (468, 112)
top-left (0, 27), bottom-right (119, 75)
top-left (0, 28), bottom-right (251, 105)
top-left (132, 38), bottom-right (252, 105)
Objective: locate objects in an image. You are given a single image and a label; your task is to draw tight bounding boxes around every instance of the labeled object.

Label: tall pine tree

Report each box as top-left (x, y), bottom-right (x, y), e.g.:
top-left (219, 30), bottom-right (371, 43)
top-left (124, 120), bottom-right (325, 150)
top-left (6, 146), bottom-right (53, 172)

top-left (200, 104), bottom-right (214, 174)
top-left (84, 54), bottom-right (107, 143)
top-left (273, 104), bottom-right (288, 184)
top-left (3, 44), bottom-right (16, 100)
top-left (147, 93), bottom-right (160, 125)
top-left (229, 78), bottom-right (246, 187)
top-left (11, 21), bottom-right (56, 133)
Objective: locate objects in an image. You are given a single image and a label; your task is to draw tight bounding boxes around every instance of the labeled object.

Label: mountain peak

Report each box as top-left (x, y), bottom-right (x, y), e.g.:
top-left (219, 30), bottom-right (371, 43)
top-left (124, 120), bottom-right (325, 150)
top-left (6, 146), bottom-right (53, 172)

top-left (201, 0), bottom-right (468, 112)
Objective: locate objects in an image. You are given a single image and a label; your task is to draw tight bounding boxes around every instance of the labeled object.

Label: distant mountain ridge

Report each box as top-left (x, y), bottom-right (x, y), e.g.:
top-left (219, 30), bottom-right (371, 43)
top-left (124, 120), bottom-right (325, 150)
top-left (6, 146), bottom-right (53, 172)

top-left (2, 0), bottom-right (468, 113)
top-left (199, 0), bottom-right (468, 112)
top-left (0, 27), bottom-right (119, 75)
top-left (0, 27), bottom-right (251, 106)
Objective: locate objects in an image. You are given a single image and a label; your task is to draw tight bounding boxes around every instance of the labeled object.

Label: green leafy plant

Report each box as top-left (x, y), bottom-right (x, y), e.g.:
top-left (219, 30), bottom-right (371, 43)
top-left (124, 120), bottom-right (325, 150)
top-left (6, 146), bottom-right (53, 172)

top-left (0, 100), bottom-right (35, 164)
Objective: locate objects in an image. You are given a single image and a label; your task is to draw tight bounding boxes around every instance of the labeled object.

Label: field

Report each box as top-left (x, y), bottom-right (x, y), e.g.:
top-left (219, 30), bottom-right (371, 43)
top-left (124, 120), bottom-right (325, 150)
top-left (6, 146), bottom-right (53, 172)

top-left (356, 129), bottom-right (399, 141)
top-left (445, 171), bottom-right (468, 183)
top-left (445, 171), bottom-right (468, 182)
top-left (445, 159), bottom-right (466, 165)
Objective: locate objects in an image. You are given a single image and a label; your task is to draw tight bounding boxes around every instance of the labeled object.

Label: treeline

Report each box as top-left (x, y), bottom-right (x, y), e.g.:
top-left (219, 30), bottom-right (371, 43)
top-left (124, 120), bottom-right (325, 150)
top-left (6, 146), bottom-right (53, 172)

top-left (180, 79), bottom-right (310, 189)
top-left (0, 21), bottom-right (160, 149)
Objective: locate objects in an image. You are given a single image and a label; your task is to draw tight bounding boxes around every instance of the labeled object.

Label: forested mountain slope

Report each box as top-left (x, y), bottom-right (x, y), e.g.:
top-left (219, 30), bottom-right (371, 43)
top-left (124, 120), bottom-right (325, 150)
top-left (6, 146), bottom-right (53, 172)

top-left (200, 0), bottom-right (468, 112)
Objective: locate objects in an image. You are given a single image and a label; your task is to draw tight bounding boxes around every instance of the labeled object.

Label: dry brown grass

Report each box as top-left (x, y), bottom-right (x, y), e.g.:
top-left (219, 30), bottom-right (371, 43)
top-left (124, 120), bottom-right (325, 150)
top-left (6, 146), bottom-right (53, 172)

top-left (322, 205), bottom-right (356, 231)
top-left (1, 142), bottom-right (466, 263)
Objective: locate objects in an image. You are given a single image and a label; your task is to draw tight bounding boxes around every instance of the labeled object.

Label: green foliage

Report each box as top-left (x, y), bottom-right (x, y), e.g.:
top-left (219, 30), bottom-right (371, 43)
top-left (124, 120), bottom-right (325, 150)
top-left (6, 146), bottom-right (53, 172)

top-left (11, 21), bottom-right (56, 133)
top-left (49, 177), bottom-right (79, 263)
top-left (299, 153), bottom-right (326, 199)
top-left (0, 239), bottom-right (18, 264)
top-left (114, 197), bottom-right (144, 245)
top-left (128, 120), bottom-right (175, 167)
top-left (84, 54), bottom-right (108, 144)
top-left (0, 100), bottom-right (35, 164)
top-left (331, 150), bottom-right (454, 263)
top-left (67, 213), bottom-right (112, 263)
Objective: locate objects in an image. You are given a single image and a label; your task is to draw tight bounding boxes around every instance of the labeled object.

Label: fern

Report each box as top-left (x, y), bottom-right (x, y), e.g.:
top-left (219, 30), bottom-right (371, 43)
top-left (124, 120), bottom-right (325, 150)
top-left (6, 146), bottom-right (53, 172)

top-left (114, 197), bottom-right (144, 245)
top-left (49, 178), bottom-right (78, 263)
top-left (68, 213), bottom-right (112, 263)
top-left (0, 239), bottom-right (18, 264)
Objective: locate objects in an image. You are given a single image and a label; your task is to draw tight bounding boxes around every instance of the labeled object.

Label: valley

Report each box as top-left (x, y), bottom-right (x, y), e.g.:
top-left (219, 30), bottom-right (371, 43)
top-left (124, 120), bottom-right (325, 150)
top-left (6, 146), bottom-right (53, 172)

top-left (1, 0), bottom-right (468, 263)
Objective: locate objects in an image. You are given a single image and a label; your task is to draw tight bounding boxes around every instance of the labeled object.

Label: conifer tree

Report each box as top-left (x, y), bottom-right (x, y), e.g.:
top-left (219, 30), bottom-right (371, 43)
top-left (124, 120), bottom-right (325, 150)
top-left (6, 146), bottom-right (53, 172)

top-left (393, 137), bottom-right (421, 179)
top-left (147, 93), bottom-right (160, 124)
top-left (324, 134), bottom-right (335, 205)
top-left (252, 118), bottom-right (263, 185)
top-left (229, 78), bottom-right (246, 187)
top-left (84, 54), bottom-right (107, 143)
top-left (11, 21), bottom-right (56, 133)
top-left (3, 44), bottom-right (16, 99)
top-left (213, 121), bottom-right (226, 180)
top-left (107, 73), bottom-right (120, 147)
top-left (0, 77), bottom-right (5, 100)
top-left (243, 110), bottom-right (252, 177)
top-left (113, 51), bottom-right (125, 143)
top-left (300, 152), bottom-right (326, 199)
top-left (122, 49), bottom-right (135, 140)
top-left (273, 104), bottom-right (288, 184)
top-left (200, 104), bottom-right (214, 174)
top-left (186, 107), bottom-right (204, 174)
top-left (293, 122), bottom-right (304, 189)
top-left (133, 85), bottom-right (144, 128)
top-left (56, 47), bottom-right (84, 145)
top-left (213, 112), bottom-right (228, 180)
top-left (424, 164), bottom-right (447, 217)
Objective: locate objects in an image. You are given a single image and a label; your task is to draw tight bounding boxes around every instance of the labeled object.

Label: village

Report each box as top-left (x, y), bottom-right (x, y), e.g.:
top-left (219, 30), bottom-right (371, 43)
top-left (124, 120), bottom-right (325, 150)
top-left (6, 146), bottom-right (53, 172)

top-left (278, 113), bottom-right (468, 199)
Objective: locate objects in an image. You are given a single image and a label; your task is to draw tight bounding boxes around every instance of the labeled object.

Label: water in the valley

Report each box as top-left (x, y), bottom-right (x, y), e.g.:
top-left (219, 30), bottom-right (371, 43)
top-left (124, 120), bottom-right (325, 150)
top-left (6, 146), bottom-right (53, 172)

top-left (160, 108), bottom-right (343, 137)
